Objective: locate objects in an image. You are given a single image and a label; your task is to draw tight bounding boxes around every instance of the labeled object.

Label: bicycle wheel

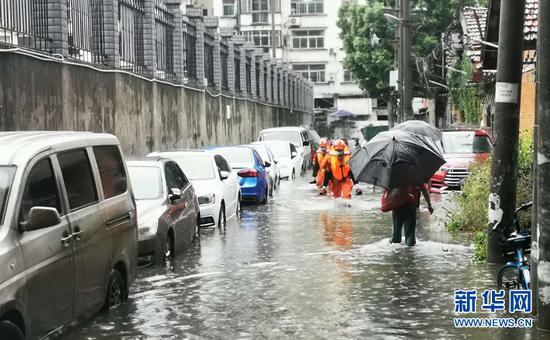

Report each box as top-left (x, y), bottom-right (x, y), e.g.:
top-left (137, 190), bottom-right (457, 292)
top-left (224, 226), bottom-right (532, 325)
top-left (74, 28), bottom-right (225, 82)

top-left (497, 265), bottom-right (520, 289)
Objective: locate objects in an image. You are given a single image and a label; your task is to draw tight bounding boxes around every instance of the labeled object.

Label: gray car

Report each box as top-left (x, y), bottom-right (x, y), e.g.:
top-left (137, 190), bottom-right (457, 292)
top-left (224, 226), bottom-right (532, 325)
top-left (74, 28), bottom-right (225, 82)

top-left (0, 132), bottom-right (137, 339)
top-left (127, 159), bottom-right (200, 266)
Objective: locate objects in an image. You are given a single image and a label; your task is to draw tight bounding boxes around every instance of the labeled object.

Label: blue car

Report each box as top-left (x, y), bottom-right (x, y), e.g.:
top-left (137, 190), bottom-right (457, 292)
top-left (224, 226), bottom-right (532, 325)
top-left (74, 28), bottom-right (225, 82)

top-left (207, 146), bottom-right (270, 204)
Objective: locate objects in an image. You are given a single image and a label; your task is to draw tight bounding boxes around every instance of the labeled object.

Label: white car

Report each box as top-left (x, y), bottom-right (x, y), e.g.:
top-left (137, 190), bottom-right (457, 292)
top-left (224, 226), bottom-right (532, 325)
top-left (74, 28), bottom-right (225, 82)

top-left (148, 151), bottom-right (241, 230)
top-left (258, 126), bottom-right (311, 174)
top-left (256, 140), bottom-right (302, 180)
top-left (250, 142), bottom-right (281, 196)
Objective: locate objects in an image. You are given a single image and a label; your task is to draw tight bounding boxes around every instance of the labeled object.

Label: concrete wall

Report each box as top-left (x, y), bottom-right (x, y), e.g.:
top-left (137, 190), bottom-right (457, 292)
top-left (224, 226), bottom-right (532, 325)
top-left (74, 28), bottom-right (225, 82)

top-left (0, 53), bottom-right (309, 156)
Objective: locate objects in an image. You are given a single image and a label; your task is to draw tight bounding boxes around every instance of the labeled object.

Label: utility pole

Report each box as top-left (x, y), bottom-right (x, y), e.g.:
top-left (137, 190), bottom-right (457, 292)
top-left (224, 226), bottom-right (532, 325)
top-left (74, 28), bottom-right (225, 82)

top-left (486, 0), bottom-right (526, 263)
top-left (270, 0), bottom-right (277, 58)
top-left (536, 0), bottom-right (550, 329)
top-left (401, 0), bottom-right (413, 121)
top-left (397, 0), bottom-right (403, 122)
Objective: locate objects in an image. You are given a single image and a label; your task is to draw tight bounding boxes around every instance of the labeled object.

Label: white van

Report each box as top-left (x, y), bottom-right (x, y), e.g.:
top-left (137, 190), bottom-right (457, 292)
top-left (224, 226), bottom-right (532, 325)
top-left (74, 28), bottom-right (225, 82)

top-left (257, 127), bottom-right (311, 174)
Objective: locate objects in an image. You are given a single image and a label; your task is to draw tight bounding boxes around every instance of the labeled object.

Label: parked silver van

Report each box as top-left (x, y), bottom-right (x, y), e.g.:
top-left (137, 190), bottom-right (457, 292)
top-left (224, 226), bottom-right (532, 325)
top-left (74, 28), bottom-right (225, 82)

top-left (0, 132), bottom-right (137, 339)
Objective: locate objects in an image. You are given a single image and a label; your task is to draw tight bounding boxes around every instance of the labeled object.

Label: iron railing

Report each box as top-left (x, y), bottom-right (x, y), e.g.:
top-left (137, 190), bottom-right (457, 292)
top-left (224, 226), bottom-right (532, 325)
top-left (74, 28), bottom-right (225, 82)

top-left (245, 55), bottom-right (252, 94)
top-left (0, 0), bottom-right (51, 51)
top-left (67, 0), bottom-right (107, 63)
top-left (154, 0), bottom-right (175, 80)
top-left (234, 48), bottom-right (241, 93)
top-left (118, 0), bottom-right (146, 74)
top-left (204, 30), bottom-right (215, 86)
top-left (255, 61), bottom-right (261, 95)
top-left (182, 19), bottom-right (197, 81)
top-left (220, 41), bottom-right (229, 90)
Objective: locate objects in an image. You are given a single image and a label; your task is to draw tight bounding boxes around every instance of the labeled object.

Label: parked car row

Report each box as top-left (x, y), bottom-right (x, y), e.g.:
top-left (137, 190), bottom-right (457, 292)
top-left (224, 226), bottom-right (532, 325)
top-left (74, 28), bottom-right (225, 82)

top-left (0, 126), bottom-right (320, 339)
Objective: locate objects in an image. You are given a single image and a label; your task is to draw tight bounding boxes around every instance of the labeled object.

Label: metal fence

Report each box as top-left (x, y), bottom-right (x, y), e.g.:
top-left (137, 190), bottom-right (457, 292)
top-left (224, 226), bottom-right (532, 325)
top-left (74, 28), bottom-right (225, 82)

top-left (234, 48), bottom-right (241, 93)
top-left (118, 0), bottom-right (145, 74)
top-left (154, 0), bottom-right (175, 79)
top-left (255, 60), bottom-right (261, 95)
top-left (67, 0), bottom-right (106, 63)
top-left (220, 40), bottom-right (229, 90)
top-left (0, 0), bottom-right (50, 50)
top-left (245, 55), bottom-right (252, 94)
top-left (182, 19), bottom-right (197, 81)
top-left (204, 30), bottom-right (215, 86)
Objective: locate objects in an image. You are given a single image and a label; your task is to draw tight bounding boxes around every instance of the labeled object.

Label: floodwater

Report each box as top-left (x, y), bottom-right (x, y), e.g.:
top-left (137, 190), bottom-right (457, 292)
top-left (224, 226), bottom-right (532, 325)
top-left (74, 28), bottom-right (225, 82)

top-left (59, 177), bottom-right (536, 339)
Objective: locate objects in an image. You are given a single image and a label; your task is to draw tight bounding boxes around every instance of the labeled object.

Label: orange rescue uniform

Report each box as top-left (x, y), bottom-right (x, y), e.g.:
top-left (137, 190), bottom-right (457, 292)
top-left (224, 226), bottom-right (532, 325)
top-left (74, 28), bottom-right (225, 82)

top-left (321, 150), bottom-right (353, 199)
top-left (315, 150), bottom-right (330, 187)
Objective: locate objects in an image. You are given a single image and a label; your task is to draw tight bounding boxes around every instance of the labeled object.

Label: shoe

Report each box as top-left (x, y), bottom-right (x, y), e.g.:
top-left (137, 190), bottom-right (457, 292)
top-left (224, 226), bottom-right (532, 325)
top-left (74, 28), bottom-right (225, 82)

top-left (319, 188), bottom-right (327, 196)
top-left (355, 188), bottom-right (363, 196)
top-left (309, 180), bottom-right (316, 184)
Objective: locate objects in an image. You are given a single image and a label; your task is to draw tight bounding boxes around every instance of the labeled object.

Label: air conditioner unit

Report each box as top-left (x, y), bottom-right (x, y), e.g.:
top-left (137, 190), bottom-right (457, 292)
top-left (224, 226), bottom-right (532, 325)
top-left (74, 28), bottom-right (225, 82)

top-left (289, 17), bottom-right (301, 27)
top-left (329, 73), bottom-right (335, 83)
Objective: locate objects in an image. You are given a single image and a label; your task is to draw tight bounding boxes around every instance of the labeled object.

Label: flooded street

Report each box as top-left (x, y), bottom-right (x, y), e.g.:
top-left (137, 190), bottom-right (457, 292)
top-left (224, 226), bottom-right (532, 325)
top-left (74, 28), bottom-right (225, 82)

top-left (61, 176), bottom-right (533, 339)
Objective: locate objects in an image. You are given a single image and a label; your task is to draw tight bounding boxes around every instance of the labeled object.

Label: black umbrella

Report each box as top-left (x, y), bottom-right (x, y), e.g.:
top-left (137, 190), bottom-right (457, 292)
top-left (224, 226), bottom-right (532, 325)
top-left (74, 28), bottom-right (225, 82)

top-left (349, 130), bottom-right (445, 189)
top-left (393, 120), bottom-right (443, 141)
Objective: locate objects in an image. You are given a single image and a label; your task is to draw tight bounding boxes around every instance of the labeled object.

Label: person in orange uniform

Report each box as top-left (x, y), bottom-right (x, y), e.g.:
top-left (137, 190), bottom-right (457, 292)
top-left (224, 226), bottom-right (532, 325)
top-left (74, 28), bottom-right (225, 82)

top-left (315, 138), bottom-right (331, 195)
top-left (321, 139), bottom-right (353, 199)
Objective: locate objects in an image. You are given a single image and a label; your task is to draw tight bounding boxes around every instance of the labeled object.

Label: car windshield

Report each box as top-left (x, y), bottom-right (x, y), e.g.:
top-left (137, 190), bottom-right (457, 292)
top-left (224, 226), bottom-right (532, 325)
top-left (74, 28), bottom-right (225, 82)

top-left (443, 132), bottom-right (491, 154)
top-left (214, 148), bottom-right (253, 165)
top-left (0, 166), bottom-right (15, 225)
top-left (266, 143), bottom-right (290, 158)
top-left (169, 155), bottom-right (216, 180)
top-left (128, 166), bottom-right (163, 200)
top-left (260, 131), bottom-right (301, 145)
top-left (252, 145), bottom-right (270, 162)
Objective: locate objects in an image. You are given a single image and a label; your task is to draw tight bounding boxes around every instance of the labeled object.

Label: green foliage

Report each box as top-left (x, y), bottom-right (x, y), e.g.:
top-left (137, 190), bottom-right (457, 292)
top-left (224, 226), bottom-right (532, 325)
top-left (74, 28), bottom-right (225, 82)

top-left (447, 131), bottom-right (534, 261)
top-left (338, 0), bottom-right (470, 99)
top-left (448, 55), bottom-right (483, 124)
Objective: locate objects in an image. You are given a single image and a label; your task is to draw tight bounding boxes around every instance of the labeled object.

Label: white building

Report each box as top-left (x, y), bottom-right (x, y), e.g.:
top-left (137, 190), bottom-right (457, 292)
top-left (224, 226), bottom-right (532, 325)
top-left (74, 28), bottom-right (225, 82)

top-left (193, 0), bottom-right (382, 136)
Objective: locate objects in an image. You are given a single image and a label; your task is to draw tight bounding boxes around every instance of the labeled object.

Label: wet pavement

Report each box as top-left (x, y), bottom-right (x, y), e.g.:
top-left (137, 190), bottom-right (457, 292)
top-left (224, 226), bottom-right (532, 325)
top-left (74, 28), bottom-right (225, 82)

top-left (60, 176), bottom-right (535, 339)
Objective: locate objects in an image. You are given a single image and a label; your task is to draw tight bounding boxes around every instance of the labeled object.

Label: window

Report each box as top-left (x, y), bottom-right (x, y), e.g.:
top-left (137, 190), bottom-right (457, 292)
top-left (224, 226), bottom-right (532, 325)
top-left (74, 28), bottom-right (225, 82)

top-left (171, 155), bottom-right (216, 180)
top-left (165, 162), bottom-right (188, 190)
top-left (293, 64), bottom-right (325, 83)
top-left (58, 149), bottom-right (98, 211)
top-left (214, 155), bottom-right (232, 173)
top-left (244, 30), bottom-right (281, 47)
top-left (223, 0), bottom-right (235, 16)
top-left (252, 0), bottom-right (269, 11)
top-left (252, 0), bottom-right (269, 23)
top-left (127, 166), bottom-right (163, 200)
top-left (291, 30), bottom-right (324, 49)
top-left (343, 69), bottom-right (357, 82)
top-left (291, 0), bottom-right (323, 15)
top-left (93, 146), bottom-right (128, 199)
top-left (19, 158), bottom-right (61, 222)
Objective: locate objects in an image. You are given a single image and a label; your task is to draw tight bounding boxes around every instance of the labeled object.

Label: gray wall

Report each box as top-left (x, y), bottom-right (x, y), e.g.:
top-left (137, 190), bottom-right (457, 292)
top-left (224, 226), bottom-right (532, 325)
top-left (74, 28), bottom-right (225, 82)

top-left (0, 53), bottom-right (309, 156)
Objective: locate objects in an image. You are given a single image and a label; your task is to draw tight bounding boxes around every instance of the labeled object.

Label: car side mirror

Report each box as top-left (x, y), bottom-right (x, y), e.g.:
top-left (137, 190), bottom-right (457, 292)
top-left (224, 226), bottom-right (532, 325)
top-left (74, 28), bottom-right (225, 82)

top-left (303, 141), bottom-right (310, 147)
top-left (291, 152), bottom-right (298, 159)
top-left (219, 170), bottom-right (230, 180)
top-left (22, 207), bottom-right (61, 232)
top-left (264, 161), bottom-right (271, 168)
top-left (168, 188), bottom-right (182, 203)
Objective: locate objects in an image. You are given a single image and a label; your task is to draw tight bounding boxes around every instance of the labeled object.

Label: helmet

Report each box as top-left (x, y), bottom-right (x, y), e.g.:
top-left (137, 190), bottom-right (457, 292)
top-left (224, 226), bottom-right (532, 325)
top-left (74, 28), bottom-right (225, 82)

top-left (333, 139), bottom-right (346, 152)
top-left (319, 138), bottom-right (329, 148)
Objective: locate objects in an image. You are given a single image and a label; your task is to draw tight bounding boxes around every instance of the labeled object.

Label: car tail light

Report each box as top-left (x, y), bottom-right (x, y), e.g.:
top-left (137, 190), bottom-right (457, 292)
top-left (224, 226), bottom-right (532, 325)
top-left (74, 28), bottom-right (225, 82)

top-left (238, 169), bottom-right (259, 177)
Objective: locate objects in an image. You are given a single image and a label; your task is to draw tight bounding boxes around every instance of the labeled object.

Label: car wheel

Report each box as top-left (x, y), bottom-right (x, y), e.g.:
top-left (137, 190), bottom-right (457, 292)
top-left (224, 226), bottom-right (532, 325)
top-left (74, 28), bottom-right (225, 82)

top-left (0, 320), bottom-right (24, 340)
top-left (261, 186), bottom-right (269, 205)
top-left (164, 232), bottom-right (174, 262)
top-left (218, 205), bottom-right (226, 232)
top-left (236, 198), bottom-right (242, 220)
top-left (193, 215), bottom-right (200, 244)
top-left (103, 269), bottom-right (126, 310)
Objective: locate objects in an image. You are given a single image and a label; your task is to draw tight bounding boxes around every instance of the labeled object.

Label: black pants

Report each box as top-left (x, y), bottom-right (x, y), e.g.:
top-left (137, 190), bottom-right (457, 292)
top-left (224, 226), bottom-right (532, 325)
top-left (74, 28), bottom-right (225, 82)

top-left (391, 203), bottom-right (417, 246)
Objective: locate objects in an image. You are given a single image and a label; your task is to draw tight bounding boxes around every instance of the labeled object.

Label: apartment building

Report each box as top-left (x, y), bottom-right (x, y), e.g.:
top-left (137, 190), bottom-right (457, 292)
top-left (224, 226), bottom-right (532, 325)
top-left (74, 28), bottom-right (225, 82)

top-left (193, 0), bottom-right (379, 134)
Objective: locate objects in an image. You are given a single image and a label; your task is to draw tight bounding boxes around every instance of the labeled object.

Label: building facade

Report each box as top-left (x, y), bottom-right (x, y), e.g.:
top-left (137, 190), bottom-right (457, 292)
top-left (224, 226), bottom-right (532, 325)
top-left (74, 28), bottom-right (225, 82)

top-left (194, 0), bottom-right (379, 135)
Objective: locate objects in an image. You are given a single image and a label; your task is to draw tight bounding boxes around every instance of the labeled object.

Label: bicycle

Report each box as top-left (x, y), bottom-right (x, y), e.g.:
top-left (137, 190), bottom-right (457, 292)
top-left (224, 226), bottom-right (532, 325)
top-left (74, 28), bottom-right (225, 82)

top-left (489, 202), bottom-right (533, 290)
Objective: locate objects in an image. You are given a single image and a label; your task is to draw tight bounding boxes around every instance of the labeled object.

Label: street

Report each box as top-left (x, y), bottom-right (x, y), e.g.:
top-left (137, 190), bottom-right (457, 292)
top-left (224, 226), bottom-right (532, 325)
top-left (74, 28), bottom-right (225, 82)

top-left (59, 177), bottom-right (531, 339)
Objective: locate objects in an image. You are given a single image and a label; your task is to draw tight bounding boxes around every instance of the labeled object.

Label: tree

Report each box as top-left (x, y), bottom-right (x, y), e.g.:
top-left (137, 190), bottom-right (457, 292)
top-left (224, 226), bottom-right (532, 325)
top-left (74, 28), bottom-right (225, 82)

top-left (337, 0), bottom-right (482, 103)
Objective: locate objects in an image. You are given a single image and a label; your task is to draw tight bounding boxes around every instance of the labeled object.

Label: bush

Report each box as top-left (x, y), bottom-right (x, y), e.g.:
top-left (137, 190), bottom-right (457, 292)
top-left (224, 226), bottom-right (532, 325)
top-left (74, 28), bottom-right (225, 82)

top-left (447, 131), bottom-right (534, 261)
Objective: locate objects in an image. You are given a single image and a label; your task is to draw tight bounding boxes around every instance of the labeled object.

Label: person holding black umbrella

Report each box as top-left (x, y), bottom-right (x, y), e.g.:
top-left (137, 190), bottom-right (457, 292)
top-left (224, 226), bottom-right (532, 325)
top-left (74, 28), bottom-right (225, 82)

top-left (348, 129), bottom-right (444, 245)
top-left (386, 184), bottom-right (433, 246)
